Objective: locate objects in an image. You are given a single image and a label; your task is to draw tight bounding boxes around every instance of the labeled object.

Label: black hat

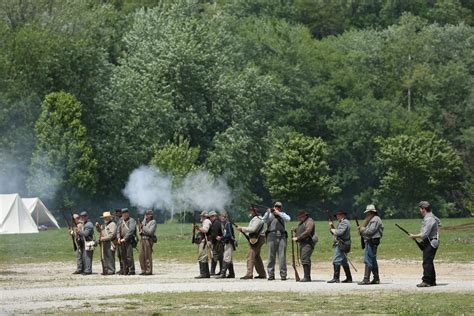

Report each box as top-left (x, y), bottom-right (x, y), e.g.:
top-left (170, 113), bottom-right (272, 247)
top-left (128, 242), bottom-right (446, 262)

top-left (334, 210), bottom-right (346, 216)
top-left (297, 210), bottom-right (309, 217)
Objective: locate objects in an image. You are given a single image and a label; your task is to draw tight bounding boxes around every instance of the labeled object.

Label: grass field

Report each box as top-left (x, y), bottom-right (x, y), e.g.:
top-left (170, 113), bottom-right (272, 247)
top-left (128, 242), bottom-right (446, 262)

top-left (59, 292), bottom-right (474, 315)
top-left (0, 218), bottom-right (473, 264)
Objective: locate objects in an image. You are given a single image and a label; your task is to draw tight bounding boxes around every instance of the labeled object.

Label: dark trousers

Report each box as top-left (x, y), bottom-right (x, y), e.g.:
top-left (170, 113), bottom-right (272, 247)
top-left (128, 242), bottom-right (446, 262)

top-left (422, 242), bottom-right (438, 285)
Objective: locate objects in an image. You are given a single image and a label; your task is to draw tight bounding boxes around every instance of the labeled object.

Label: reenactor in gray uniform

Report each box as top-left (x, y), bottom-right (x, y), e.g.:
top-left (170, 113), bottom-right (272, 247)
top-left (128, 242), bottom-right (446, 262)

top-left (357, 204), bottom-right (384, 285)
top-left (409, 201), bottom-right (441, 287)
top-left (77, 211), bottom-right (94, 275)
top-left (117, 208), bottom-right (137, 275)
top-left (71, 213), bottom-right (84, 274)
top-left (195, 211), bottom-right (212, 278)
top-left (237, 207), bottom-right (267, 280)
top-left (139, 210), bottom-right (157, 275)
top-left (114, 208), bottom-right (124, 274)
top-left (96, 211), bottom-right (117, 275)
top-left (263, 201), bottom-right (291, 281)
top-left (292, 210), bottom-right (316, 282)
top-left (327, 210), bottom-right (352, 283)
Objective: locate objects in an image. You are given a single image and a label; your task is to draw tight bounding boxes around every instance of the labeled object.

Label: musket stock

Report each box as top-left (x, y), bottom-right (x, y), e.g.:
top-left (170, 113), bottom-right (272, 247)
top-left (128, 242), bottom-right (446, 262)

top-left (291, 229), bottom-right (300, 282)
top-left (355, 217), bottom-right (365, 250)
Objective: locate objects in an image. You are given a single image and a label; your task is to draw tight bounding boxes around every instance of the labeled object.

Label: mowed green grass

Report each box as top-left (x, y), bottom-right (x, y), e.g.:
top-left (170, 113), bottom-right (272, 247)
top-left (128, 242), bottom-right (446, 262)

top-left (0, 218), bottom-right (473, 264)
top-left (55, 292), bottom-right (474, 315)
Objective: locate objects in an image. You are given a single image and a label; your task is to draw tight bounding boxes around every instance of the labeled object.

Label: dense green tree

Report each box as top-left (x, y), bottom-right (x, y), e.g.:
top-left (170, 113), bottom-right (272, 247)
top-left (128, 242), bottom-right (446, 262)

top-left (374, 133), bottom-right (464, 217)
top-left (262, 132), bottom-right (339, 208)
top-left (27, 92), bottom-right (97, 209)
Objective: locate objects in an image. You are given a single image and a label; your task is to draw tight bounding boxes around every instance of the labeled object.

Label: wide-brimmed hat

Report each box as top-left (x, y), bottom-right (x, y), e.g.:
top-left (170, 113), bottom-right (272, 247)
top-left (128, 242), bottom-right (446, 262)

top-left (334, 210), bottom-right (347, 216)
top-left (100, 211), bottom-right (112, 218)
top-left (200, 211), bottom-right (209, 217)
top-left (297, 210), bottom-right (309, 217)
top-left (364, 204), bottom-right (378, 214)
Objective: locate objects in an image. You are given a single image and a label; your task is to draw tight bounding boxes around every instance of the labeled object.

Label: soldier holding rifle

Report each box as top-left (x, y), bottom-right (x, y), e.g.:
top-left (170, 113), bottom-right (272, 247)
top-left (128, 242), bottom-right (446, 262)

top-left (194, 211), bottom-right (212, 279)
top-left (70, 213), bottom-right (84, 274)
top-left (77, 211), bottom-right (94, 275)
top-left (139, 210), bottom-right (157, 275)
top-left (236, 206), bottom-right (267, 280)
top-left (95, 211), bottom-right (117, 275)
top-left (292, 210), bottom-right (316, 282)
top-left (215, 211), bottom-right (235, 279)
top-left (327, 210), bottom-right (352, 283)
top-left (357, 204), bottom-right (384, 285)
top-left (263, 201), bottom-right (291, 281)
top-left (409, 201), bottom-right (441, 287)
top-left (117, 208), bottom-right (137, 275)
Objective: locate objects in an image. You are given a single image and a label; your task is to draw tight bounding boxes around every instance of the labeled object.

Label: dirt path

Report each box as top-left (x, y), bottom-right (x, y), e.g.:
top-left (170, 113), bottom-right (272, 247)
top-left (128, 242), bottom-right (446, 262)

top-left (1, 260), bottom-right (473, 313)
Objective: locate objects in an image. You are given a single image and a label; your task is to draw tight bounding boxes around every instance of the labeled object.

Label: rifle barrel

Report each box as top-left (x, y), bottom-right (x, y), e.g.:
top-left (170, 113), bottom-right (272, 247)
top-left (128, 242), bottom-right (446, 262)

top-left (395, 224), bottom-right (425, 251)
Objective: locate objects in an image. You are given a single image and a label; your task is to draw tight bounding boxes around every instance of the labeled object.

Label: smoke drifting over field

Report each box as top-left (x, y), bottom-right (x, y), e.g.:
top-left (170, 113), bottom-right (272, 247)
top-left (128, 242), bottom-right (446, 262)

top-left (122, 166), bottom-right (232, 213)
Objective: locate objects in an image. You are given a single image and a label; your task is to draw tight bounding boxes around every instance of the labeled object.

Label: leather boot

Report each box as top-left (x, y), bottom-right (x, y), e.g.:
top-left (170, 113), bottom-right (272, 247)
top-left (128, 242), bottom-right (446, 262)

top-left (370, 267), bottom-right (380, 284)
top-left (210, 260), bottom-right (217, 276)
top-left (358, 265), bottom-right (371, 285)
top-left (227, 263), bottom-right (235, 278)
top-left (327, 264), bottom-right (340, 283)
top-left (341, 265), bottom-right (352, 283)
top-left (300, 264), bottom-right (311, 282)
top-left (195, 262), bottom-right (206, 279)
top-left (203, 261), bottom-right (211, 278)
top-left (215, 262), bottom-right (228, 279)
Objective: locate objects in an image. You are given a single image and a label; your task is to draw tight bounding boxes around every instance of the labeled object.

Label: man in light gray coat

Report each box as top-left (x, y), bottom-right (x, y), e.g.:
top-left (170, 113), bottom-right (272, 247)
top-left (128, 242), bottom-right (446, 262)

top-left (117, 209), bottom-right (137, 275)
top-left (358, 204), bottom-right (384, 285)
top-left (263, 201), bottom-right (291, 281)
top-left (328, 210), bottom-right (352, 283)
top-left (96, 211), bottom-right (117, 275)
top-left (409, 201), bottom-right (441, 287)
top-left (139, 210), bottom-right (157, 275)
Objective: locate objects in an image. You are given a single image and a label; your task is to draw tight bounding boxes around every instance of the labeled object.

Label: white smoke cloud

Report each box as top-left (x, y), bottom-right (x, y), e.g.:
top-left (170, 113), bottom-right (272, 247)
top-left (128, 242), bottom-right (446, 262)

top-left (122, 166), bottom-right (173, 211)
top-left (122, 166), bottom-right (232, 213)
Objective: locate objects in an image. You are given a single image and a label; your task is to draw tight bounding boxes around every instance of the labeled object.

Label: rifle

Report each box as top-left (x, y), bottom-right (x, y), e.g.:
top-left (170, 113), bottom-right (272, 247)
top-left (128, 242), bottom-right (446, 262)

top-left (192, 211), bottom-right (196, 244)
top-left (354, 217), bottom-right (365, 250)
top-left (62, 212), bottom-right (77, 252)
top-left (229, 221), bottom-right (251, 243)
top-left (395, 224), bottom-right (425, 251)
top-left (291, 229), bottom-right (300, 282)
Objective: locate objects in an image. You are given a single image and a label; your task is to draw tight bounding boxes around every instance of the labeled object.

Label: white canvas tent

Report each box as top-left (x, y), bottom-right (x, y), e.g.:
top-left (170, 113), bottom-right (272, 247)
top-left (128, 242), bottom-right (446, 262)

top-left (22, 197), bottom-right (60, 229)
top-left (0, 194), bottom-right (39, 234)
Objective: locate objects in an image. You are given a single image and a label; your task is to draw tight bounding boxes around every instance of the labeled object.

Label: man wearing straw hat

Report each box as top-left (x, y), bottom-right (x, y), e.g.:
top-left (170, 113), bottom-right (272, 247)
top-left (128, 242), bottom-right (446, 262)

top-left (96, 211), bottom-right (117, 275)
top-left (357, 204), bottom-right (384, 285)
top-left (292, 210), bottom-right (316, 282)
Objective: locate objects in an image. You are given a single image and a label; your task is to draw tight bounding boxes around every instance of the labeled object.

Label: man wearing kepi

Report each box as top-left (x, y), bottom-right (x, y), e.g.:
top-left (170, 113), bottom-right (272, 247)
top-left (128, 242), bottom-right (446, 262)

top-left (71, 213), bottom-right (84, 274)
top-left (215, 211), bottom-right (235, 279)
top-left (96, 211), bottom-right (117, 275)
top-left (117, 208), bottom-right (137, 275)
top-left (327, 210), bottom-right (352, 283)
top-left (357, 204), bottom-right (384, 285)
top-left (263, 201), bottom-right (291, 281)
top-left (77, 211), bottom-right (94, 275)
top-left (209, 210), bottom-right (223, 276)
top-left (409, 201), bottom-right (441, 287)
top-left (292, 210), bottom-right (316, 282)
top-left (237, 206), bottom-right (266, 280)
top-left (195, 211), bottom-right (212, 278)
top-left (139, 210), bottom-right (157, 275)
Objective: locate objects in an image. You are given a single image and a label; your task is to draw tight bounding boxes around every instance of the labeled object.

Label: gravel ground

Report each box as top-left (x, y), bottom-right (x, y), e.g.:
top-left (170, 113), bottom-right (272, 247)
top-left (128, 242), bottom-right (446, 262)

top-left (0, 260), bottom-right (473, 314)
